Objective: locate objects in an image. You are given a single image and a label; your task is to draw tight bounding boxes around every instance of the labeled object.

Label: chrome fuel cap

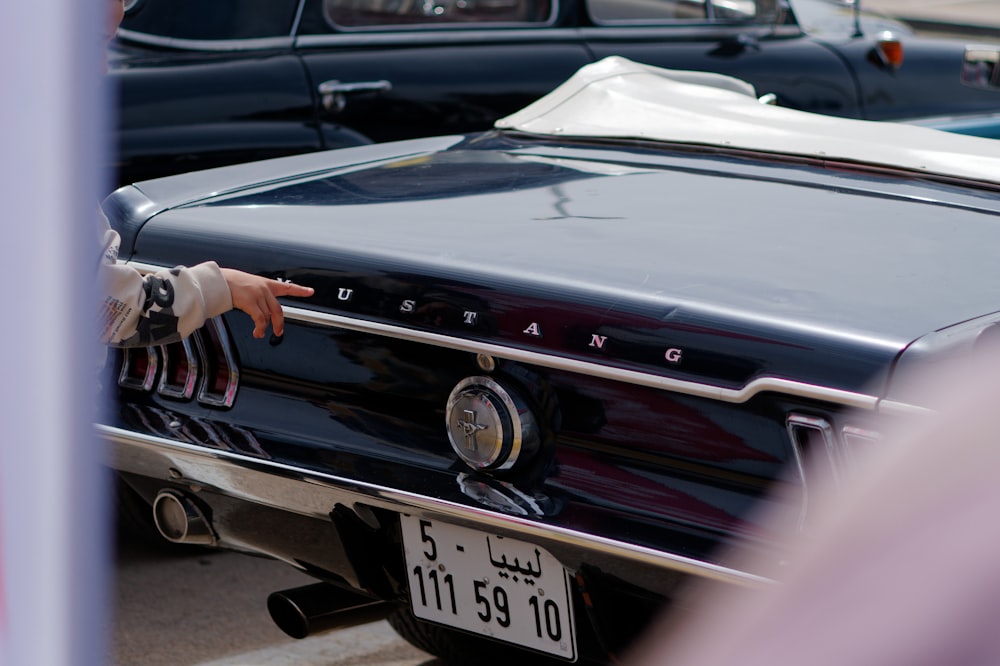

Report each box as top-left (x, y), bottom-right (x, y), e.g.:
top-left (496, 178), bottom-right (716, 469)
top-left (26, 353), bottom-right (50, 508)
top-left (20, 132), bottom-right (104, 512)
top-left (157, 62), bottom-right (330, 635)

top-left (446, 376), bottom-right (539, 471)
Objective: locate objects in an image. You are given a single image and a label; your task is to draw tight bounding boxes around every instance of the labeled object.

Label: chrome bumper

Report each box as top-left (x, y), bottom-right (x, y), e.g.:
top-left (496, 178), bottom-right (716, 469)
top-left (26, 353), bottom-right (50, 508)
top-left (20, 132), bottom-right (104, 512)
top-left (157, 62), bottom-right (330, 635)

top-left (98, 423), bottom-right (769, 588)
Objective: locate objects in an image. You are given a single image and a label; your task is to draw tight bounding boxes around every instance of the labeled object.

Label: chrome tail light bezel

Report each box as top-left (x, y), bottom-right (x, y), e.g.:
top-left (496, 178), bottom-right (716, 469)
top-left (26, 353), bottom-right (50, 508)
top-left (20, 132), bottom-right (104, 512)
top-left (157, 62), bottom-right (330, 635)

top-left (157, 337), bottom-right (200, 400)
top-left (117, 316), bottom-right (239, 408)
top-left (194, 317), bottom-right (240, 408)
top-left (118, 345), bottom-right (159, 392)
top-left (786, 413), bottom-right (883, 529)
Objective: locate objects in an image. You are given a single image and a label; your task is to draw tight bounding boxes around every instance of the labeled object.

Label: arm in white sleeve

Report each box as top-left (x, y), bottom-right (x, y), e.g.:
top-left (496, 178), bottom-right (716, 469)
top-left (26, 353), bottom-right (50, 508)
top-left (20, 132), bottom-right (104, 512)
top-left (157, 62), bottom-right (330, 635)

top-left (97, 210), bottom-right (233, 347)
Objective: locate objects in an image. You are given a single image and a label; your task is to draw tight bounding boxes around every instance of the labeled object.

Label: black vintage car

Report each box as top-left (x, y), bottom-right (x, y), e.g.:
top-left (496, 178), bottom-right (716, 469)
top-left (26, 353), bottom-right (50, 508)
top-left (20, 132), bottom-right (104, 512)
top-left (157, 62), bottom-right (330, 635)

top-left (101, 58), bottom-right (1000, 664)
top-left (110, 0), bottom-right (1000, 184)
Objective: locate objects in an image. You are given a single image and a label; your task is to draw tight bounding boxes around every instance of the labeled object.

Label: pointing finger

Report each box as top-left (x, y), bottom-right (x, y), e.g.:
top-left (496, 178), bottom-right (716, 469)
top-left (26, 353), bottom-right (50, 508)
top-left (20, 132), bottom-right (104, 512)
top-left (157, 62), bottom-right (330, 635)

top-left (271, 281), bottom-right (314, 298)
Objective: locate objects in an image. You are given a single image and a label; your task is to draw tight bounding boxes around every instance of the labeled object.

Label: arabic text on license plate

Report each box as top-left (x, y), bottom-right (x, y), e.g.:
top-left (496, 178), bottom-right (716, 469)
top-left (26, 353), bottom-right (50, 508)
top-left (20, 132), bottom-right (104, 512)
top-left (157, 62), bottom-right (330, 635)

top-left (400, 515), bottom-right (576, 660)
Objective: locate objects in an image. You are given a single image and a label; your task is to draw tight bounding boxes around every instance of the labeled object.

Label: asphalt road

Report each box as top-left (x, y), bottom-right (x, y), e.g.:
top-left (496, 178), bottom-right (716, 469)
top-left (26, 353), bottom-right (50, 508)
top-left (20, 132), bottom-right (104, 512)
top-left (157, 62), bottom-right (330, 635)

top-left (110, 529), bottom-right (438, 666)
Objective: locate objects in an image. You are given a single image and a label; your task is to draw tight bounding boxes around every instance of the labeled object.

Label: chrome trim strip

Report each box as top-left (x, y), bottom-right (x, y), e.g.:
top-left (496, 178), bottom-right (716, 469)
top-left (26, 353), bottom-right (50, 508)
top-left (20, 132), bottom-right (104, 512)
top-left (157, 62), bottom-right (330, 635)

top-left (98, 424), bottom-right (769, 587)
top-left (575, 24), bottom-right (796, 37)
top-left (123, 260), bottom-right (884, 410)
top-left (876, 399), bottom-right (934, 417)
top-left (295, 27), bottom-right (577, 48)
top-left (282, 305), bottom-right (880, 410)
top-left (290, 0), bottom-right (306, 37)
top-left (116, 29), bottom-right (294, 52)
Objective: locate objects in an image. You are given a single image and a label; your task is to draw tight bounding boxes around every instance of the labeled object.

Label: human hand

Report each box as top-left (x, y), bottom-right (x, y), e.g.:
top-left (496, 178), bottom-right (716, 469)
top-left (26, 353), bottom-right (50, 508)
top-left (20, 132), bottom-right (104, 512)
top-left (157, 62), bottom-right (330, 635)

top-left (219, 269), bottom-right (315, 339)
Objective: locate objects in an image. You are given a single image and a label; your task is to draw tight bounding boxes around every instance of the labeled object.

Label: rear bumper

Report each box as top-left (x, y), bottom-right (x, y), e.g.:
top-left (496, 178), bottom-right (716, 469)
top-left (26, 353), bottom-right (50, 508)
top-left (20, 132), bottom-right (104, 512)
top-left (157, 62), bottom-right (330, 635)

top-left (99, 423), bottom-right (769, 591)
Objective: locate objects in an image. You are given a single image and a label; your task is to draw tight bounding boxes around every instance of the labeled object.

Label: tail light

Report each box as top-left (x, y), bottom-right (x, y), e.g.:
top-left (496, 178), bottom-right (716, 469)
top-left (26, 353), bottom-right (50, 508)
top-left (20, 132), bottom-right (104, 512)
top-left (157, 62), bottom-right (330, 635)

top-left (841, 426), bottom-right (881, 458)
top-left (194, 317), bottom-right (240, 407)
top-left (118, 345), bottom-right (158, 391)
top-left (117, 316), bottom-right (239, 408)
top-left (158, 338), bottom-right (199, 400)
top-left (787, 414), bottom-right (840, 488)
top-left (787, 414), bottom-right (882, 528)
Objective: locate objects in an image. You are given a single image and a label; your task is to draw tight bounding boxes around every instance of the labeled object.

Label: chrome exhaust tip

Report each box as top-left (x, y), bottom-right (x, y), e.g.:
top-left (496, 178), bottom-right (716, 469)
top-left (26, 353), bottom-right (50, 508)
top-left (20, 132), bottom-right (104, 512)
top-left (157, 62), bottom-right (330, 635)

top-left (151, 489), bottom-right (216, 546)
top-left (267, 582), bottom-right (392, 639)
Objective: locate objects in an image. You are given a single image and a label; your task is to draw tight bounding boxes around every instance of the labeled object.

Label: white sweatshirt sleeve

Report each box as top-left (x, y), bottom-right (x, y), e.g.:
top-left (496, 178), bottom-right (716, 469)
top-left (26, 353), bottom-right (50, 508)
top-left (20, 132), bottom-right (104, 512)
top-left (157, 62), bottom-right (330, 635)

top-left (97, 209), bottom-right (233, 347)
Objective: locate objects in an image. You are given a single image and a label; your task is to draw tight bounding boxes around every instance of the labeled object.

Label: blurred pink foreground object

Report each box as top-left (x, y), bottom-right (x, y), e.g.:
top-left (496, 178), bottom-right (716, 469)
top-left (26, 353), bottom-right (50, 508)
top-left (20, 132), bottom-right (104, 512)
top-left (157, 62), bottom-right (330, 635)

top-left (628, 351), bottom-right (1000, 666)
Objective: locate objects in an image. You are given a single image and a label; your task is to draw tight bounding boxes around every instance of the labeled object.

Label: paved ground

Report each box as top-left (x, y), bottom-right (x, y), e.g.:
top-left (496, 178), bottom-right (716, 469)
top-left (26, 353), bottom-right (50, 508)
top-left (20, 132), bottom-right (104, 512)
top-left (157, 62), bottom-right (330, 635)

top-left (111, 530), bottom-right (436, 666)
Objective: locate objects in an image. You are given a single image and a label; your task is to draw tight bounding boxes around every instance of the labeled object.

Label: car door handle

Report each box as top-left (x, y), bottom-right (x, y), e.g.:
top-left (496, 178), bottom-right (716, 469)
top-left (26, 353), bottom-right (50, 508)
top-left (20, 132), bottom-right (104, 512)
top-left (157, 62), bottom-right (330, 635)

top-left (318, 79), bottom-right (393, 113)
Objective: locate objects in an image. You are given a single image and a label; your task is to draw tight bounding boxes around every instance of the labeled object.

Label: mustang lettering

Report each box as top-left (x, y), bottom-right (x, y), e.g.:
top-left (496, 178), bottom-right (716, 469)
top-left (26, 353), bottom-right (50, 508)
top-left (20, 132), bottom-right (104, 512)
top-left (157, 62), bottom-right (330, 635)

top-left (523, 323), bottom-right (542, 337)
top-left (589, 335), bottom-right (608, 350)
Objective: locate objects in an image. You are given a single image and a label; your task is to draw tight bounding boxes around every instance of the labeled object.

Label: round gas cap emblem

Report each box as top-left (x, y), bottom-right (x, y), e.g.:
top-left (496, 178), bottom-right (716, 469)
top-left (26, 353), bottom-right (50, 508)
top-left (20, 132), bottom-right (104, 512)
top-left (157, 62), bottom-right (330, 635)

top-left (446, 376), bottom-right (538, 471)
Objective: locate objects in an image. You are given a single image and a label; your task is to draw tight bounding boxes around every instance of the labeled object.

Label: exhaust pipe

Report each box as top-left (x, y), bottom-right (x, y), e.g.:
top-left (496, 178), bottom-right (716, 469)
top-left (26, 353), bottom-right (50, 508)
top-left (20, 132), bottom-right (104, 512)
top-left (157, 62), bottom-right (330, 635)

top-left (267, 582), bottom-right (393, 639)
top-left (152, 489), bottom-right (216, 546)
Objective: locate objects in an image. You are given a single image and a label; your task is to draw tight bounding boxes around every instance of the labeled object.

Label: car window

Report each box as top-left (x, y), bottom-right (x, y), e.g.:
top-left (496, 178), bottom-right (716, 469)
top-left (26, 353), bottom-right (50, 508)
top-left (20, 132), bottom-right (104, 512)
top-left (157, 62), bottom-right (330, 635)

top-left (120, 0), bottom-right (301, 40)
top-left (587, 0), bottom-right (758, 24)
top-left (308, 0), bottom-right (553, 29)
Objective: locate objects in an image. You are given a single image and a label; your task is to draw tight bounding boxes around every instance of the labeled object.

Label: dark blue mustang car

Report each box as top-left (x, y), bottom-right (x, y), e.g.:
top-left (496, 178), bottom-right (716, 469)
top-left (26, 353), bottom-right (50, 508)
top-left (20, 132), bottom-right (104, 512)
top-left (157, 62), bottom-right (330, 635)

top-left (110, 0), bottom-right (1000, 184)
top-left (100, 58), bottom-right (1000, 664)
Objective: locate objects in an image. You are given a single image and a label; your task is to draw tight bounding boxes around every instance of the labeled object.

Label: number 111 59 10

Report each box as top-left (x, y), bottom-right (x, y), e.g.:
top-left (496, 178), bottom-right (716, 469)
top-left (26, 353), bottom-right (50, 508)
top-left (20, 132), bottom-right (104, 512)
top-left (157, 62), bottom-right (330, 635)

top-left (411, 564), bottom-right (563, 641)
top-left (409, 519), bottom-right (565, 642)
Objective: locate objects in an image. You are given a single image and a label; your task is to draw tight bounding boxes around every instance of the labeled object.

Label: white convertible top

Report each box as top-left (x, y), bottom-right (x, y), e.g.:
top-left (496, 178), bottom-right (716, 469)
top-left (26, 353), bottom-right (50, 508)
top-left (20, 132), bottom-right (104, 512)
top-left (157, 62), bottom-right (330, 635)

top-left (495, 56), bottom-right (1000, 185)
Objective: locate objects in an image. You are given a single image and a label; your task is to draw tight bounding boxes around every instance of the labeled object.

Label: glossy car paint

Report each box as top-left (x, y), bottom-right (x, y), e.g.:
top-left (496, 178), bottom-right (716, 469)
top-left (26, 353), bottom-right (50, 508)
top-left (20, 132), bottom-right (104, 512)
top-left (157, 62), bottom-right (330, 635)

top-left (103, 109), bottom-right (1000, 659)
top-left (112, 47), bottom-right (371, 182)
top-left (123, 136), bottom-right (1000, 353)
top-left (109, 0), bottom-right (1000, 184)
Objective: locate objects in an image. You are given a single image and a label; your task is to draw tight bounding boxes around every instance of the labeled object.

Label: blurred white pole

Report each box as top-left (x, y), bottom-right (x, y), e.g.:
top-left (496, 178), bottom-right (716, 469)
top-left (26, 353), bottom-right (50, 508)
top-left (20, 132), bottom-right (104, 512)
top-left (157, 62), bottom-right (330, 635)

top-left (0, 0), bottom-right (111, 664)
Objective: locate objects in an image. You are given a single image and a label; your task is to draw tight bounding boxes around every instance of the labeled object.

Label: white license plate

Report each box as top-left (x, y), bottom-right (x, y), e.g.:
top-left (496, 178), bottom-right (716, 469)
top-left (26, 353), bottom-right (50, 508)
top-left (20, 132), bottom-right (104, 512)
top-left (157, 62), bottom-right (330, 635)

top-left (400, 515), bottom-right (576, 661)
